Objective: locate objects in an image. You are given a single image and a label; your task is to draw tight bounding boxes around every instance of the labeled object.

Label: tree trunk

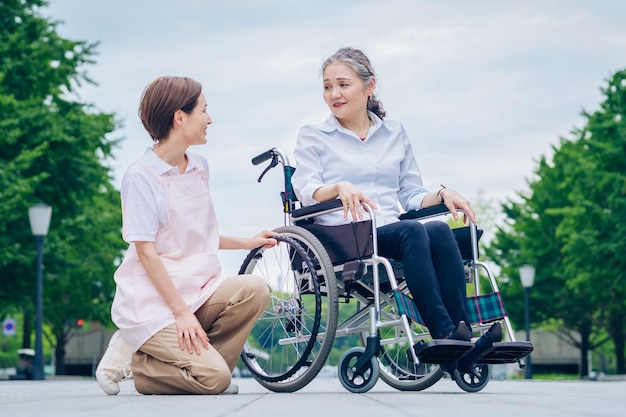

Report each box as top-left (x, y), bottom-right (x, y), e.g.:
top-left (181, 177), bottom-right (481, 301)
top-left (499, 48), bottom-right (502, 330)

top-left (578, 322), bottom-right (591, 378)
top-left (609, 314), bottom-right (625, 374)
top-left (55, 331), bottom-right (66, 376)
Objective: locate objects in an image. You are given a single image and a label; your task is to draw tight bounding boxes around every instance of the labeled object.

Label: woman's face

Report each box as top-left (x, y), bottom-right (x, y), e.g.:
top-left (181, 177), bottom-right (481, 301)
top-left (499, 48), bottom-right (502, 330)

top-left (181, 93), bottom-right (212, 145)
top-left (323, 62), bottom-right (374, 122)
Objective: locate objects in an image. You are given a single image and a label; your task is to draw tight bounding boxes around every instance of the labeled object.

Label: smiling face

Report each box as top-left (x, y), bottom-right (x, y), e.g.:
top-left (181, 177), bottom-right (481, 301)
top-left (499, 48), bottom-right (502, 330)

top-left (179, 93), bottom-right (212, 146)
top-left (323, 62), bottom-right (375, 124)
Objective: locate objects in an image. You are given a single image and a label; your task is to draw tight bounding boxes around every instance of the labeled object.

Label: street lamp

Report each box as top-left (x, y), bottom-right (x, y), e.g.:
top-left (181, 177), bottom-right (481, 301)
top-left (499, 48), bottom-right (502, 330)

top-left (28, 203), bottom-right (52, 381)
top-left (519, 264), bottom-right (535, 380)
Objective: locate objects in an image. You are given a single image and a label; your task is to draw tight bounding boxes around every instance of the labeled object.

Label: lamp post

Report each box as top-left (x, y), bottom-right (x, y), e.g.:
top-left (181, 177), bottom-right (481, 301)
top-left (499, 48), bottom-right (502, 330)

top-left (519, 264), bottom-right (535, 380)
top-left (28, 203), bottom-right (52, 381)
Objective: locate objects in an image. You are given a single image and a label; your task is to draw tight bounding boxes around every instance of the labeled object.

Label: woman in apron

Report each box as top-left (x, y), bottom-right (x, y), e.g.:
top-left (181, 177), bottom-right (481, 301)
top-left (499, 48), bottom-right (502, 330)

top-left (96, 76), bottom-right (276, 395)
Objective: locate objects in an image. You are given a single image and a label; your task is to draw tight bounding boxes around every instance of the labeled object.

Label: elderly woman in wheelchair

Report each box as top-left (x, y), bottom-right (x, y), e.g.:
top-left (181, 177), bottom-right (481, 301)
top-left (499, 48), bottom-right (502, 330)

top-left (238, 47), bottom-right (532, 393)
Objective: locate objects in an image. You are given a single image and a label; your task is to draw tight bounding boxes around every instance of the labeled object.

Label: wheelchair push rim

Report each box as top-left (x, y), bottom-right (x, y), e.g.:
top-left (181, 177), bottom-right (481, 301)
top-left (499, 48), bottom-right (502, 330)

top-left (239, 227), bottom-right (338, 392)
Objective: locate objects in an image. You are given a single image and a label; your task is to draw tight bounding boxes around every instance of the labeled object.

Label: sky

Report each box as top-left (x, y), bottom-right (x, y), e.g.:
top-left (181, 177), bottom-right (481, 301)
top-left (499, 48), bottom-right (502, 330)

top-left (44, 0), bottom-right (626, 273)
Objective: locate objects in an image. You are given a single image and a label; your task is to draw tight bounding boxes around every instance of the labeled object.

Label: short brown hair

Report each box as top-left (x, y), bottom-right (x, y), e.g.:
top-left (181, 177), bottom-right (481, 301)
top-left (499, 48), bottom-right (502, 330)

top-left (138, 76), bottom-right (202, 142)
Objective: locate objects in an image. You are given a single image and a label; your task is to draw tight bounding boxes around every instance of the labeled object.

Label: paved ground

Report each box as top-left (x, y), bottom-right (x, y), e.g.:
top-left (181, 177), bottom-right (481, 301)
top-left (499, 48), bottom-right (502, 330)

top-left (1, 375), bottom-right (624, 417)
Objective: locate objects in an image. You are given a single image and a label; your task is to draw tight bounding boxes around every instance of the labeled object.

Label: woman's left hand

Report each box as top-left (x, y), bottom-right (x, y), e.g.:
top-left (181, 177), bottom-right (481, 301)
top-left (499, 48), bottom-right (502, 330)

top-left (439, 188), bottom-right (476, 223)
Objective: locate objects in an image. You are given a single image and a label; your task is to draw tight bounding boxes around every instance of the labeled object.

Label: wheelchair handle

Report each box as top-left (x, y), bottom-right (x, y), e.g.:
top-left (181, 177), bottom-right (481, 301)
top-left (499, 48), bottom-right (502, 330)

top-left (251, 148), bottom-right (276, 166)
top-left (251, 147), bottom-right (297, 214)
top-left (252, 148), bottom-right (293, 184)
top-left (251, 148), bottom-right (292, 168)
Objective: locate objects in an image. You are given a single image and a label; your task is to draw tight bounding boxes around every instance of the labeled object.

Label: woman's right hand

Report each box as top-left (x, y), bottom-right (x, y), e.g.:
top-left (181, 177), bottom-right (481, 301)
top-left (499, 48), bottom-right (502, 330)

top-left (334, 181), bottom-right (377, 221)
top-left (174, 309), bottom-right (210, 355)
top-left (135, 241), bottom-right (210, 355)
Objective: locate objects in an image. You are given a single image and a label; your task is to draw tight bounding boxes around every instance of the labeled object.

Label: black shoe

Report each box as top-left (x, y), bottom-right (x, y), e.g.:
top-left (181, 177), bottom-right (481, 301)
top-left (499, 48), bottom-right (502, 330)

top-left (458, 322), bottom-right (502, 373)
top-left (449, 321), bottom-right (472, 342)
top-left (407, 321), bottom-right (472, 363)
top-left (482, 321), bottom-right (502, 344)
top-left (469, 322), bottom-right (502, 352)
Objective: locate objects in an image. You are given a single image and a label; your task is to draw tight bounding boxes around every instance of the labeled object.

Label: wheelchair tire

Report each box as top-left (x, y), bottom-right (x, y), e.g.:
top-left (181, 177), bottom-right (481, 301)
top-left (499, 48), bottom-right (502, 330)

top-left (454, 363), bottom-right (490, 393)
top-left (338, 347), bottom-right (379, 393)
top-left (239, 227), bottom-right (338, 392)
top-left (357, 300), bottom-right (444, 391)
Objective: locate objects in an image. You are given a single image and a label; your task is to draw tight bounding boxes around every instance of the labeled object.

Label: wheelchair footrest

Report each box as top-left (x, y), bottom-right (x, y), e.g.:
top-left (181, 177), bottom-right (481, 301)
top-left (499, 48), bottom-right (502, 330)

top-left (473, 341), bottom-right (534, 364)
top-left (412, 339), bottom-right (475, 364)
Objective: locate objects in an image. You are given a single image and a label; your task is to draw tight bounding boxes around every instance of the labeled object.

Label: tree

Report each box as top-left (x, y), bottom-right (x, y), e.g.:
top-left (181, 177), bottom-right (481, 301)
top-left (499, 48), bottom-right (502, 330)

top-left (0, 0), bottom-right (125, 374)
top-left (486, 68), bottom-right (626, 376)
top-left (562, 69), bottom-right (626, 374)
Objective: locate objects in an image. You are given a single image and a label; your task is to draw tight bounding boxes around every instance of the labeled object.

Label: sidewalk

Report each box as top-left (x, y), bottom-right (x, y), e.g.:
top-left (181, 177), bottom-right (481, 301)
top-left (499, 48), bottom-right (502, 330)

top-left (1, 375), bottom-right (625, 417)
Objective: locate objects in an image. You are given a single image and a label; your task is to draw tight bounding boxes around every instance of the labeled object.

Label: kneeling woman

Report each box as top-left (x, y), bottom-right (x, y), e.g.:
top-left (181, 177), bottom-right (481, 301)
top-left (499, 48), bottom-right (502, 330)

top-left (96, 76), bottom-right (276, 395)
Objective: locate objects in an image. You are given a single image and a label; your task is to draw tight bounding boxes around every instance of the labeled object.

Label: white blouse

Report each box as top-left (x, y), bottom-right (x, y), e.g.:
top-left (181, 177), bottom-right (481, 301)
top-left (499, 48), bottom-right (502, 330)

top-left (292, 112), bottom-right (429, 226)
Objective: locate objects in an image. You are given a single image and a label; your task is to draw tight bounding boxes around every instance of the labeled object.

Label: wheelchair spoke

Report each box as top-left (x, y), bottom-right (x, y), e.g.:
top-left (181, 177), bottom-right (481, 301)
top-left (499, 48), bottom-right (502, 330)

top-left (239, 229), bottom-right (338, 392)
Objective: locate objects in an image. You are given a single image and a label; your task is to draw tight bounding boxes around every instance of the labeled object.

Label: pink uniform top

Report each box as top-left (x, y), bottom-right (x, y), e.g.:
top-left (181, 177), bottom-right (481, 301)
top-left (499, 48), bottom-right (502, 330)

top-left (111, 150), bottom-right (223, 352)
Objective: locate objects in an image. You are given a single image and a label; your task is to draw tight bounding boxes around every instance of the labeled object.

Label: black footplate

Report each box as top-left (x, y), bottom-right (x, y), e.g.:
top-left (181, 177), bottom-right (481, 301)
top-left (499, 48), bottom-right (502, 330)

top-left (470, 341), bottom-right (534, 364)
top-left (412, 339), bottom-right (475, 364)
top-left (413, 339), bottom-right (533, 366)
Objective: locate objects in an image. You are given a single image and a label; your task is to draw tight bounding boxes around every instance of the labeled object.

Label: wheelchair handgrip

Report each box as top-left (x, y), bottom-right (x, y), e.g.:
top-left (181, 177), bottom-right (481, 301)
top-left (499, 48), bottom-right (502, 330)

top-left (252, 148), bottom-right (275, 165)
top-left (399, 204), bottom-right (450, 220)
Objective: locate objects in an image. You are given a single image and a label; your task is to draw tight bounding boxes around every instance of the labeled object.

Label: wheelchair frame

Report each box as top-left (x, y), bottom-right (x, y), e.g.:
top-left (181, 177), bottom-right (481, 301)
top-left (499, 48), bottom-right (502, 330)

top-left (239, 147), bottom-right (530, 393)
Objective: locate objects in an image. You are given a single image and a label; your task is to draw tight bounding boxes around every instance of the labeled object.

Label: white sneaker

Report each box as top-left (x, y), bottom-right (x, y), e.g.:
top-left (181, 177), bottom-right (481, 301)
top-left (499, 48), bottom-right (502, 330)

top-left (95, 330), bottom-right (133, 395)
top-left (220, 382), bottom-right (239, 395)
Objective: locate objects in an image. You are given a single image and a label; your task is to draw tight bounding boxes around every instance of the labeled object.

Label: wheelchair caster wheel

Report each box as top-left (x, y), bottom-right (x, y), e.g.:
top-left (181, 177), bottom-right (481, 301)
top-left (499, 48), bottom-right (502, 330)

top-left (338, 347), bottom-right (379, 393)
top-left (454, 363), bottom-right (490, 393)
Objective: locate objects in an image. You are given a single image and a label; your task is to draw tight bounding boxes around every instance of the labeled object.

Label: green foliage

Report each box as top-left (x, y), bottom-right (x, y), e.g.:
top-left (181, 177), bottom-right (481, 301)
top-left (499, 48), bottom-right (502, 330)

top-left (0, 317), bottom-right (25, 369)
top-left (486, 68), bottom-right (626, 375)
top-left (0, 0), bottom-right (126, 374)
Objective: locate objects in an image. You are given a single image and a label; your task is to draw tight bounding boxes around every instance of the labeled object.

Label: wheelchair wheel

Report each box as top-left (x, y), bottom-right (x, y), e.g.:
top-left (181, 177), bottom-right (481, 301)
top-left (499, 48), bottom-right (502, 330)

top-left (454, 363), bottom-right (490, 393)
top-left (338, 347), bottom-right (379, 393)
top-left (239, 227), bottom-right (338, 392)
top-left (358, 300), bottom-right (443, 391)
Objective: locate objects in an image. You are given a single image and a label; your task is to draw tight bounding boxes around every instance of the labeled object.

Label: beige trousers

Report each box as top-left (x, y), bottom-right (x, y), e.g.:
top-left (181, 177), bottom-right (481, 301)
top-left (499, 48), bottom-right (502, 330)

top-left (132, 274), bottom-right (270, 394)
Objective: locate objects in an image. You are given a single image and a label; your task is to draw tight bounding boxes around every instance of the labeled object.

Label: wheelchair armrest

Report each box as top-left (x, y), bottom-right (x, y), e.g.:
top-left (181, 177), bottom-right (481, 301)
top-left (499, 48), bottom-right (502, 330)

top-left (291, 199), bottom-right (343, 221)
top-left (295, 201), bottom-right (450, 222)
top-left (398, 204), bottom-right (450, 220)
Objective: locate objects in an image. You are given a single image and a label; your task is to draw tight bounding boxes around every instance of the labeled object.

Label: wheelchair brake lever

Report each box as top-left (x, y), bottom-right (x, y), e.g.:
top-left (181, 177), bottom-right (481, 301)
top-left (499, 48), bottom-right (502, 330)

top-left (340, 260), bottom-right (365, 302)
top-left (257, 157), bottom-right (279, 183)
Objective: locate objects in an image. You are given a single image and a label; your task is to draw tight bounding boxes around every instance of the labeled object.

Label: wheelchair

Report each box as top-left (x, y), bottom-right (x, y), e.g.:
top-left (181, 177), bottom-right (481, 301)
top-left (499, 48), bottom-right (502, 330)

top-left (239, 148), bottom-right (532, 393)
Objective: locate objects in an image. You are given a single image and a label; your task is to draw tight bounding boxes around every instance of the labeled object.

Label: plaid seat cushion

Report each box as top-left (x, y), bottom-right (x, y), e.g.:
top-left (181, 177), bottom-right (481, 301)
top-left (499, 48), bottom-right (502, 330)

top-left (465, 292), bottom-right (507, 324)
top-left (394, 291), bottom-right (507, 327)
top-left (393, 289), bottom-right (424, 324)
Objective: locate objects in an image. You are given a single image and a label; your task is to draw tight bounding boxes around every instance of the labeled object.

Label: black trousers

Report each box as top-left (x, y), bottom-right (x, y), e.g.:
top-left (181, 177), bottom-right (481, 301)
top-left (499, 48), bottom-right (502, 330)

top-left (377, 220), bottom-right (469, 338)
